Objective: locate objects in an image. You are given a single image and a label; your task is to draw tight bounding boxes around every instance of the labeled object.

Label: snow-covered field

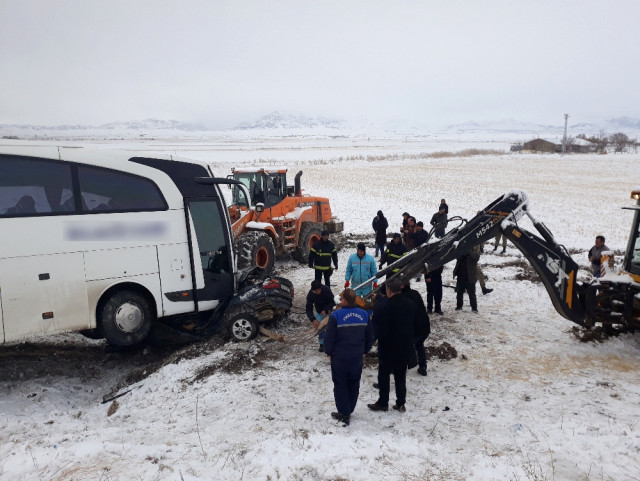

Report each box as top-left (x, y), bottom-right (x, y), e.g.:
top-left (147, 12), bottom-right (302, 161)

top-left (1, 137), bottom-right (640, 481)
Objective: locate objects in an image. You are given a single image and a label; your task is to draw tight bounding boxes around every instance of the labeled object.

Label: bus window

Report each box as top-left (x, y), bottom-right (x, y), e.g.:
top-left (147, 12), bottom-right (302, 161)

top-left (77, 165), bottom-right (167, 212)
top-left (0, 155), bottom-right (73, 216)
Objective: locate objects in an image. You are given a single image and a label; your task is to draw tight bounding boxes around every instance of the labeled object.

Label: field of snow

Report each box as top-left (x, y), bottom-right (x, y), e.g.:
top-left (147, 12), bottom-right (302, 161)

top-left (1, 136), bottom-right (639, 481)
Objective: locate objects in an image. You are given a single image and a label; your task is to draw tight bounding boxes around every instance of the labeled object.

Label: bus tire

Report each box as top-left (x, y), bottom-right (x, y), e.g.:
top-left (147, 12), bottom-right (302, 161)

top-left (227, 312), bottom-right (259, 341)
top-left (294, 222), bottom-right (323, 263)
top-left (99, 290), bottom-right (153, 346)
top-left (236, 231), bottom-right (276, 274)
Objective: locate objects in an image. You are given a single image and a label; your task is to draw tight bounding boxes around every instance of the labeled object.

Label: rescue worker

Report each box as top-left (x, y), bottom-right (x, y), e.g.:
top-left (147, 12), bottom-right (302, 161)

top-left (309, 230), bottom-right (338, 286)
top-left (324, 288), bottom-right (375, 426)
top-left (367, 278), bottom-right (418, 413)
top-left (305, 279), bottom-right (335, 352)
top-left (345, 243), bottom-right (378, 297)
top-left (372, 210), bottom-right (389, 257)
top-left (379, 233), bottom-right (407, 272)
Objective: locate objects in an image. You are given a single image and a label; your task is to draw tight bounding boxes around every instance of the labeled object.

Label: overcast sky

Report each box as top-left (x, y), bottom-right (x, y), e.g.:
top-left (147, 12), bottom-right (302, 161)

top-left (1, 0), bottom-right (639, 129)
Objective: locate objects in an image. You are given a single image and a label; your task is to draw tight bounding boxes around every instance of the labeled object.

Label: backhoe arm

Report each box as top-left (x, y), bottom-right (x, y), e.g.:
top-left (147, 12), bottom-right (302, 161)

top-left (357, 189), bottom-right (588, 326)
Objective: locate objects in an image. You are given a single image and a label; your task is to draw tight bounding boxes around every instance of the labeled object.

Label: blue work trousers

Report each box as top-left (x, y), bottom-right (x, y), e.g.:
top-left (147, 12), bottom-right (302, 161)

top-left (331, 356), bottom-right (364, 416)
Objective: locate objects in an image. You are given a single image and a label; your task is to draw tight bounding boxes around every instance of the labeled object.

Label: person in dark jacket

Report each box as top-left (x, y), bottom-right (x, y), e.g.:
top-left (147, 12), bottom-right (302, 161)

top-left (309, 230), bottom-right (338, 286)
top-left (372, 210), bottom-right (389, 258)
top-left (439, 199), bottom-right (449, 215)
top-left (430, 207), bottom-right (448, 239)
top-left (399, 276), bottom-right (430, 376)
top-left (379, 233), bottom-right (407, 272)
top-left (413, 221), bottom-right (429, 247)
top-left (306, 280), bottom-right (336, 351)
top-left (453, 248), bottom-right (480, 312)
top-left (402, 216), bottom-right (417, 250)
top-left (324, 288), bottom-right (375, 426)
top-left (368, 278), bottom-right (418, 413)
top-left (425, 265), bottom-right (444, 315)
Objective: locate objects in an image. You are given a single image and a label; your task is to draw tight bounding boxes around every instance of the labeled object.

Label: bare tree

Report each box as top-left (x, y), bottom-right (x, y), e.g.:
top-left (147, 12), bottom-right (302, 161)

top-left (609, 132), bottom-right (629, 153)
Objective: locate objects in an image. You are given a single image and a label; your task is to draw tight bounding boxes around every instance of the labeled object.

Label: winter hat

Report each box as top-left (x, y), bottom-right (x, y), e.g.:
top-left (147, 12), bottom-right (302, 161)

top-left (321, 230), bottom-right (329, 236)
top-left (393, 232), bottom-right (402, 239)
top-left (377, 210), bottom-right (383, 216)
top-left (311, 280), bottom-right (322, 290)
top-left (417, 221), bottom-right (424, 227)
top-left (357, 242), bottom-right (366, 251)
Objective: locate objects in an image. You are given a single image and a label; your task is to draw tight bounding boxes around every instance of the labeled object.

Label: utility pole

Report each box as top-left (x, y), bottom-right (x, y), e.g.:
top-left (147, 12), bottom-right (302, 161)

top-left (562, 113), bottom-right (569, 155)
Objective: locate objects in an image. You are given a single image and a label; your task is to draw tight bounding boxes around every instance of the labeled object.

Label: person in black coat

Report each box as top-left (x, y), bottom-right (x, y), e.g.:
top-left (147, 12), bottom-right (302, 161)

top-left (425, 265), bottom-right (444, 315)
top-left (372, 210), bottom-right (389, 258)
top-left (368, 277), bottom-right (418, 413)
top-left (413, 221), bottom-right (429, 247)
top-left (324, 288), bottom-right (375, 426)
top-left (309, 230), bottom-right (338, 286)
top-left (305, 280), bottom-right (336, 351)
top-left (399, 276), bottom-right (430, 376)
top-left (439, 199), bottom-right (449, 215)
top-left (430, 207), bottom-right (448, 239)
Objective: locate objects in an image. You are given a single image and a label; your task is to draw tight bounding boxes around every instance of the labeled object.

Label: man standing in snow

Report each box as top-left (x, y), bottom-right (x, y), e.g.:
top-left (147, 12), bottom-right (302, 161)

top-left (588, 235), bottom-right (609, 278)
top-left (425, 265), bottom-right (444, 315)
top-left (430, 206), bottom-right (448, 239)
top-left (324, 288), bottom-right (375, 426)
top-left (368, 278), bottom-right (418, 413)
top-left (309, 230), bottom-right (338, 286)
top-left (345, 243), bottom-right (378, 297)
top-left (372, 210), bottom-right (389, 257)
top-left (379, 233), bottom-right (407, 272)
top-left (453, 247), bottom-right (480, 312)
top-left (305, 280), bottom-right (336, 352)
top-left (403, 216), bottom-right (417, 250)
top-left (398, 275), bottom-right (430, 377)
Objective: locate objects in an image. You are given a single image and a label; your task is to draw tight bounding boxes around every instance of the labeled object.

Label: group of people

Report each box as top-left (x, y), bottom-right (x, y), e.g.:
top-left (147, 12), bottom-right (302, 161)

top-left (306, 205), bottom-right (610, 427)
top-left (318, 274), bottom-right (430, 426)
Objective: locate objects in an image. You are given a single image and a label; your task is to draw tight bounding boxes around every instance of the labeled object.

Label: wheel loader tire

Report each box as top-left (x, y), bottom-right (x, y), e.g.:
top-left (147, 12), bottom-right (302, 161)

top-left (294, 222), bottom-right (323, 263)
top-left (235, 231), bottom-right (276, 274)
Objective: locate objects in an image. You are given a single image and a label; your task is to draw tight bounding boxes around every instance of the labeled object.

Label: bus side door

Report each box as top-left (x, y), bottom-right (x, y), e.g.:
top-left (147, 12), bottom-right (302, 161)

top-left (187, 198), bottom-right (235, 310)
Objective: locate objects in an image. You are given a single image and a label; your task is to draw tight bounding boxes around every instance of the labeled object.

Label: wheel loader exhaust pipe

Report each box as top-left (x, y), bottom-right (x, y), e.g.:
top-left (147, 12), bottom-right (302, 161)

top-left (295, 171), bottom-right (303, 196)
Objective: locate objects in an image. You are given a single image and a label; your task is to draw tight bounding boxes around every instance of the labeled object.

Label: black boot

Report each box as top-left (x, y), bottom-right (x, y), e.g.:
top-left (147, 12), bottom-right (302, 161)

top-left (482, 287), bottom-right (493, 295)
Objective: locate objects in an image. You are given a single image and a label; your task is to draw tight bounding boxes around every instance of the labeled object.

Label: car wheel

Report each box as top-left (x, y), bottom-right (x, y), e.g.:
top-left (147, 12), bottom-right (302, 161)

top-left (227, 312), bottom-right (259, 341)
top-left (99, 290), bottom-right (154, 346)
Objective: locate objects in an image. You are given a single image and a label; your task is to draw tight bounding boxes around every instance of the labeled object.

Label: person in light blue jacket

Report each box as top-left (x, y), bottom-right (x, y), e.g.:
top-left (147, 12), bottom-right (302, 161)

top-left (344, 243), bottom-right (378, 297)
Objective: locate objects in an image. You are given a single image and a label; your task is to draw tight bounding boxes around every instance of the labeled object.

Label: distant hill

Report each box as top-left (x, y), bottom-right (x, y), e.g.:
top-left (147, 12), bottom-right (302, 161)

top-left (2, 114), bottom-right (639, 140)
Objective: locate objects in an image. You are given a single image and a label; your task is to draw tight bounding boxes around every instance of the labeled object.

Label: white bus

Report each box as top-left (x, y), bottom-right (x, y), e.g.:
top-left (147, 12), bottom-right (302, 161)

top-left (0, 146), bottom-right (248, 346)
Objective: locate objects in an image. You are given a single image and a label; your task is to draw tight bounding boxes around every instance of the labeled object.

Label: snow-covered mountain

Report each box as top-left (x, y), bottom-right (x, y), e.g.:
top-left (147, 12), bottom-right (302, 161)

top-left (234, 111), bottom-right (345, 130)
top-left (2, 114), bottom-right (639, 140)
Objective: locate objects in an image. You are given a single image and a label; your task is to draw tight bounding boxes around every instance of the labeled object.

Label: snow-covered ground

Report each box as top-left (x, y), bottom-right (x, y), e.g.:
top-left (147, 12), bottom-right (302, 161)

top-left (1, 137), bottom-right (639, 481)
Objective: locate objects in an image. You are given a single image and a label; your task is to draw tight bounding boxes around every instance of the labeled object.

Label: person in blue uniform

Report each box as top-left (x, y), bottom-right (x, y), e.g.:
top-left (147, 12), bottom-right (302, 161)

top-left (323, 288), bottom-right (375, 426)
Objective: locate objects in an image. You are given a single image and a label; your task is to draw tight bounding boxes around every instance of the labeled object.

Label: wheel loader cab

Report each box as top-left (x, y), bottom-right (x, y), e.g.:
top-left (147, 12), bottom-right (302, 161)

top-left (231, 169), bottom-right (288, 209)
top-left (623, 190), bottom-right (640, 278)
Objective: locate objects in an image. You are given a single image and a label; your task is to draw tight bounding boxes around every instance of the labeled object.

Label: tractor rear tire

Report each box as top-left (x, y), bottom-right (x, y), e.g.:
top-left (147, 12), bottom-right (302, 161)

top-left (294, 222), bottom-right (323, 263)
top-left (236, 231), bottom-right (276, 274)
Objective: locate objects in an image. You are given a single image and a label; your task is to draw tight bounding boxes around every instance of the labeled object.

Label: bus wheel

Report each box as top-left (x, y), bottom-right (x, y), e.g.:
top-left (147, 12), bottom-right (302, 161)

top-left (100, 290), bottom-right (153, 346)
top-left (227, 312), bottom-right (259, 341)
